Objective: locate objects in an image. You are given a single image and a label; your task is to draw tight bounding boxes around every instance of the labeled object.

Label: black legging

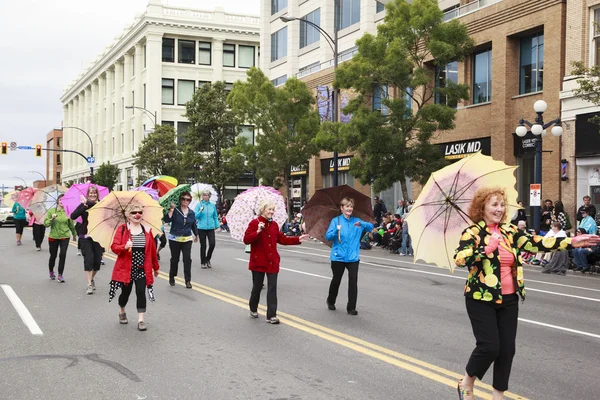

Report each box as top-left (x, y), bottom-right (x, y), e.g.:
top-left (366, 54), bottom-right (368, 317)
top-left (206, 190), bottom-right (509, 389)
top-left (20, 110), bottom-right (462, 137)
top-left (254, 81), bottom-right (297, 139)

top-left (327, 261), bottom-right (359, 311)
top-left (169, 240), bottom-right (192, 283)
top-left (249, 271), bottom-right (278, 319)
top-left (118, 276), bottom-right (147, 313)
top-left (198, 229), bottom-right (216, 264)
top-left (48, 238), bottom-right (70, 275)
top-left (32, 224), bottom-right (46, 248)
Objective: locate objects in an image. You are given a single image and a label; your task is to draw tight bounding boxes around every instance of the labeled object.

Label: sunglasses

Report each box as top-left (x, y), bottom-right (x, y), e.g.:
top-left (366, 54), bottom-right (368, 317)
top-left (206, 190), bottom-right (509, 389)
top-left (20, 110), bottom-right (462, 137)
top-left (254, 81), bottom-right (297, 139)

top-left (130, 211), bottom-right (143, 215)
top-left (181, 197), bottom-right (192, 202)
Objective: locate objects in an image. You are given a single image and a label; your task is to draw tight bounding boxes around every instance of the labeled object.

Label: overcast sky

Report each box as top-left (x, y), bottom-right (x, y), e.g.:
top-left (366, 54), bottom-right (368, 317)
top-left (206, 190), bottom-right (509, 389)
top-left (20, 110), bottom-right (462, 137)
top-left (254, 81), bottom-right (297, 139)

top-left (0, 0), bottom-right (259, 191)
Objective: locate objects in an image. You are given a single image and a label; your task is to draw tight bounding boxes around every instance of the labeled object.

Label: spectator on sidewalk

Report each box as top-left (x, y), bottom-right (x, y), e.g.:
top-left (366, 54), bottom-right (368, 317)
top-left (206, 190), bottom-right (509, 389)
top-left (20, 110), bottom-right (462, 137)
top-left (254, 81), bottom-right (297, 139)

top-left (576, 196), bottom-right (597, 224)
top-left (579, 207), bottom-right (598, 235)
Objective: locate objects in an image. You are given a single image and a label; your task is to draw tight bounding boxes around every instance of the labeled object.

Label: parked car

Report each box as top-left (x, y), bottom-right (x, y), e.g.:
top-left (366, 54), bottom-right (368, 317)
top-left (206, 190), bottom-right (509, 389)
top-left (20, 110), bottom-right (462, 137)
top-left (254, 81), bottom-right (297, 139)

top-left (0, 207), bottom-right (14, 227)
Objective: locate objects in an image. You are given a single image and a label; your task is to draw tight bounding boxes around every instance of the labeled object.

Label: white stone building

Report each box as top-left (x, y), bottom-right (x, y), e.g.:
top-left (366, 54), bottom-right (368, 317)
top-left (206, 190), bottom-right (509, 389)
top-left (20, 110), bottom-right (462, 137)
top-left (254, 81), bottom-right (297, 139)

top-left (61, 0), bottom-right (260, 190)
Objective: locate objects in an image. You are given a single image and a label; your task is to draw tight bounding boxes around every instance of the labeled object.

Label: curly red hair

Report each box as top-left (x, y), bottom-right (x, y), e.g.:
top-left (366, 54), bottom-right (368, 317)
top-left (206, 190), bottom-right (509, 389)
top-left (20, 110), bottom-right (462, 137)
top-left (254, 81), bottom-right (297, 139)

top-left (468, 187), bottom-right (508, 224)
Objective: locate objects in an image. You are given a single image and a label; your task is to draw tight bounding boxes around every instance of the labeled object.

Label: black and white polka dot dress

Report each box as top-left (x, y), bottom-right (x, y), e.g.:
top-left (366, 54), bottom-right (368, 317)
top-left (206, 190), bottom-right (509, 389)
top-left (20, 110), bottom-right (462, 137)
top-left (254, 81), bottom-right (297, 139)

top-left (130, 232), bottom-right (146, 281)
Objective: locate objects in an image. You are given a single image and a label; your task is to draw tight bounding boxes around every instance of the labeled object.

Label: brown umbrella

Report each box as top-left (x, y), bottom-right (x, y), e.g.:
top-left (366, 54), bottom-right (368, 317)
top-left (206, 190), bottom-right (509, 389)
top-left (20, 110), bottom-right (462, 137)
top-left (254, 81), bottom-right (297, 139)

top-left (303, 185), bottom-right (375, 247)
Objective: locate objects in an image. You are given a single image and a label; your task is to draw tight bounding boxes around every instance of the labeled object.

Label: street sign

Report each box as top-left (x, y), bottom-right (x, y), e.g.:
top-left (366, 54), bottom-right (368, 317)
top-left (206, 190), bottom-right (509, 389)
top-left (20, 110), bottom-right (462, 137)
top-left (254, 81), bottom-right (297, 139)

top-left (86, 156), bottom-right (95, 164)
top-left (530, 184), bottom-right (541, 207)
top-left (9, 142), bottom-right (17, 151)
top-left (16, 146), bottom-right (33, 150)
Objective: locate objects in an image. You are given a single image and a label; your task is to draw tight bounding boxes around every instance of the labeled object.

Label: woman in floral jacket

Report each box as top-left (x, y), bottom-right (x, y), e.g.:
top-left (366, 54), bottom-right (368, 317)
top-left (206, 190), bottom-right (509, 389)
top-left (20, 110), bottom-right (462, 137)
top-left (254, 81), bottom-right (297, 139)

top-left (454, 187), bottom-right (599, 400)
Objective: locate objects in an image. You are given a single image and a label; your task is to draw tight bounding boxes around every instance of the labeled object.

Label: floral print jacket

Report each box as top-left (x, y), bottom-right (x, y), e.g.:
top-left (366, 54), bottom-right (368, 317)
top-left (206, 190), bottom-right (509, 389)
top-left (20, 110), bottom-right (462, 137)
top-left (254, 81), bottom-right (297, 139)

top-left (454, 221), bottom-right (572, 303)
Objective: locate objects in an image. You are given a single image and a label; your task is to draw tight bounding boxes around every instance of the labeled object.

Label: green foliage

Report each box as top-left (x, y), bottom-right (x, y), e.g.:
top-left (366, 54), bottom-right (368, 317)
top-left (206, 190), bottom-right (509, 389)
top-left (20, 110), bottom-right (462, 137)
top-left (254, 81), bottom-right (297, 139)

top-left (228, 67), bottom-right (321, 193)
top-left (317, 0), bottom-right (474, 197)
top-left (94, 162), bottom-right (120, 191)
top-left (63, 180), bottom-right (75, 188)
top-left (133, 124), bottom-right (184, 183)
top-left (572, 61), bottom-right (600, 128)
top-left (182, 81), bottom-right (243, 199)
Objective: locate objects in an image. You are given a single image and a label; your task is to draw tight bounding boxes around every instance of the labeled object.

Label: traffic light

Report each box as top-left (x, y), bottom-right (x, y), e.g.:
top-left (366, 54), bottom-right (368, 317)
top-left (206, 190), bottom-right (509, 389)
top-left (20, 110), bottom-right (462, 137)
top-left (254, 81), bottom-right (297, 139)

top-left (35, 144), bottom-right (42, 157)
top-left (1, 142), bottom-right (7, 155)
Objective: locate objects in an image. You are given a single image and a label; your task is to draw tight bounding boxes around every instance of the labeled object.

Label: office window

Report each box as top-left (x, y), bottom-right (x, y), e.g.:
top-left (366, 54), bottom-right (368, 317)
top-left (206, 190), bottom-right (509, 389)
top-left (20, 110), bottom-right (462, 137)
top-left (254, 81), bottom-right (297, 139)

top-left (199, 42), bottom-right (211, 65)
top-left (300, 9), bottom-right (321, 49)
top-left (224, 82), bottom-right (234, 94)
top-left (143, 84), bottom-right (146, 108)
top-left (198, 81), bottom-right (209, 88)
top-left (271, 0), bottom-right (287, 14)
top-left (271, 27), bottom-right (288, 62)
top-left (177, 122), bottom-right (190, 146)
top-left (376, 1), bottom-right (385, 13)
top-left (56, 154), bottom-right (61, 165)
top-left (271, 75), bottom-right (287, 87)
top-left (162, 79), bottom-right (174, 105)
top-left (178, 40), bottom-right (195, 64)
top-left (162, 121), bottom-right (175, 127)
top-left (373, 84), bottom-right (389, 116)
top-left (223, 44), bottom-right (235, 67)
top-left (519, 32), bottom-right (544, 94)
top-left (239, 45), bottom-right (255, 68)
top-left (178, 80), bottom-right (195, 106)
top-left (473, 48), bottom-right (492, 104)
top-left (594, 9), bottom-right (600, 66)
top-left (435, 61), bottom-right (458, 105)
top-left (336, 0), bottom-right (360, 31)
top-left (162, 38), bottom-right (174, 62)
top-left (239, 125), bottom-right (255, 145)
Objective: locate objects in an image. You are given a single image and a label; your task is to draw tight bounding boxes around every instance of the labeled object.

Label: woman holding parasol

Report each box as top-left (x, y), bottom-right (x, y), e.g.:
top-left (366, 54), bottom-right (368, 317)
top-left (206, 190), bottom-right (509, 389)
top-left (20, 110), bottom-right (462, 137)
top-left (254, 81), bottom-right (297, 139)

top-left (44, 194), bottom-right (77, 282)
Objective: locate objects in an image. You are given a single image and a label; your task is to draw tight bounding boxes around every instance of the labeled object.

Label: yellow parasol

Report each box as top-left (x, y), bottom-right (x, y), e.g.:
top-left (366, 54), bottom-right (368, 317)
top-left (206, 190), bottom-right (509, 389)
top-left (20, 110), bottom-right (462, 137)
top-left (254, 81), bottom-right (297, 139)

top-left (405, 152), bottom-right (520, 273)
top-left (87, 191), bottom-right (164, 251)
top-left (3, 191), bottom-right (19, 208)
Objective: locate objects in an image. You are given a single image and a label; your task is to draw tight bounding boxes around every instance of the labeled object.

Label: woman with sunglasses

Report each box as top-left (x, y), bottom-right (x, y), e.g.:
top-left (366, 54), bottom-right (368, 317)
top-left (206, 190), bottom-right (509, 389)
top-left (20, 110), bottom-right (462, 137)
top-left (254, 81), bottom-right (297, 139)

top-left (163, 191), bottom-right (198, 288)
top-left (109, 205), bottom-right (159, 331)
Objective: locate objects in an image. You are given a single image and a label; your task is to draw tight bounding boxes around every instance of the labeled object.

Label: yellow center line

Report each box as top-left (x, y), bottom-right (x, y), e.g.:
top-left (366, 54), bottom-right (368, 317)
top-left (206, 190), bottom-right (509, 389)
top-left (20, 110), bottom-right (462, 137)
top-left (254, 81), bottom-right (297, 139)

top-left (97, 249), bottom-right (528, 399)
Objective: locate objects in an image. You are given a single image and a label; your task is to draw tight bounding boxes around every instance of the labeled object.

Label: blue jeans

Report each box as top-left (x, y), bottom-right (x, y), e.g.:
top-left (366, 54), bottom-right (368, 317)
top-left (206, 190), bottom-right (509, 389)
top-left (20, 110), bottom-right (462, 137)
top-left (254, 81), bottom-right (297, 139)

top-left (401, 231), bottom-right (413, 255)
top-left (572, 248), bottom-right (592, 270)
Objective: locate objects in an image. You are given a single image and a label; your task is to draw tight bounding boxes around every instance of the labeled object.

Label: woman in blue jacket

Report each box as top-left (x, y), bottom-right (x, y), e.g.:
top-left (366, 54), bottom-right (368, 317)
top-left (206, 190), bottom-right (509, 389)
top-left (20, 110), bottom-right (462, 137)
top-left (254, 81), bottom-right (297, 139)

top-left (11, 202), bottom-right (27, 246)
top-left (325, 197), bottom-right (374, 315)
top-left (194, 189), bottom-right (219, 269)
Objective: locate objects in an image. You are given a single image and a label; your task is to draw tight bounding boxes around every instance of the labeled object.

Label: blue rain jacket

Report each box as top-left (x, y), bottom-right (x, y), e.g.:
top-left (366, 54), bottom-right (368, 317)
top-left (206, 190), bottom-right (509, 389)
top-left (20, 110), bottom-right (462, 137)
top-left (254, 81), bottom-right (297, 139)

top-left (325, 215), bottom-right (374, 263)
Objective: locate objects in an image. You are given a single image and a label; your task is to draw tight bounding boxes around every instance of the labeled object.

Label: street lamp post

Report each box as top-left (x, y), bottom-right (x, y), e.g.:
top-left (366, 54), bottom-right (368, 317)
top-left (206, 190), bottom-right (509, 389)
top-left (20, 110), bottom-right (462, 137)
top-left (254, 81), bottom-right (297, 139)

top-left (125, 105), bottom-right (157, 127)
top-left (12, 176), bottom-right (28, 188)
top-left (280, 7), bottom-right (340, 186)
top-left (61, 126), bottom-right (95, 182)
top-left (29, 171), bottom-right (46, 183)
top-left (515, 100), bottom-right (563, 233)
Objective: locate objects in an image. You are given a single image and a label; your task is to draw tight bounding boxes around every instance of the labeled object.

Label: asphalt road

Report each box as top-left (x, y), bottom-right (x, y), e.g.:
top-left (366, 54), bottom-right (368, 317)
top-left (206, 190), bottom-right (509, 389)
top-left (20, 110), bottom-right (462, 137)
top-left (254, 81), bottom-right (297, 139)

top-left (1, 226), bottom-right (600, 399)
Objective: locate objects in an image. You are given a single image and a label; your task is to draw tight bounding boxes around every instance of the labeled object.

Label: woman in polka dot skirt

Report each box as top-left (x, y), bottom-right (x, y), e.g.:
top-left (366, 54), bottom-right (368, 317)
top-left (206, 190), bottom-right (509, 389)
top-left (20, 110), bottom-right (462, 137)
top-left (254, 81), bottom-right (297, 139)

top-left (109, 205), bottom-right (160, 331)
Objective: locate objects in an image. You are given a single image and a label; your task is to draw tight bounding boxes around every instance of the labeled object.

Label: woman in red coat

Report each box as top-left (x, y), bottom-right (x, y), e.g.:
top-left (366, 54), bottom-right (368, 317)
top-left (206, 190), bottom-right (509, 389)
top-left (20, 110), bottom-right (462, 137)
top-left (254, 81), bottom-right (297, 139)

top-left (109, 205), bottom-right (160, 331)
top-left (244, 201), bottom-right (309, 324)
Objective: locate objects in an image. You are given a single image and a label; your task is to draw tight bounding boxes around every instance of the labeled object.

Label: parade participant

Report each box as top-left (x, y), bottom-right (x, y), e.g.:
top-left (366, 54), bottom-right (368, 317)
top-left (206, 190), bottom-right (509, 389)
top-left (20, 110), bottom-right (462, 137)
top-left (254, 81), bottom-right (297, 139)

top-left (28, 210), bottom-right (46, 251)
top-left (325, 197), bottom-right (374, 315)
top-left (71, 185), bottom-right (102, 295)
top-left (12, 201), bottom-right (27, 245)
top-left (163, 191), bottom-right (198, 288)
top-left (243, 201), bottom-right (309, 324)
top-left (454, 187), bottom-right (599, 400)
top-left (44, 194), bottom-right (77, 282)
top-left (194, 189), bottom-right (219, 269)
top-left (109, 205), bottom-right (159, 331)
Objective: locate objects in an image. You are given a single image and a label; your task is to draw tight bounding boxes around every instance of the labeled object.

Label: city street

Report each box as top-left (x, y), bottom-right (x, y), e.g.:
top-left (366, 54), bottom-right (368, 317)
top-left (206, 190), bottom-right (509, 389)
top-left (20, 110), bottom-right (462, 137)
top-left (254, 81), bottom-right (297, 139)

top-left (1, 226), bottom-right (600, 399)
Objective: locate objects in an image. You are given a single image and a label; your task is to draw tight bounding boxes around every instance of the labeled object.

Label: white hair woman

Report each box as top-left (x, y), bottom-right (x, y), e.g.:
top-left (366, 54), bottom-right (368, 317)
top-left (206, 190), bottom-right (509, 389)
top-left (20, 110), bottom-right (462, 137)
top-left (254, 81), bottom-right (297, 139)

top-left (243, 200), bottom-right (309, 324)
top-left (194, 188), bottom-right (219, 269)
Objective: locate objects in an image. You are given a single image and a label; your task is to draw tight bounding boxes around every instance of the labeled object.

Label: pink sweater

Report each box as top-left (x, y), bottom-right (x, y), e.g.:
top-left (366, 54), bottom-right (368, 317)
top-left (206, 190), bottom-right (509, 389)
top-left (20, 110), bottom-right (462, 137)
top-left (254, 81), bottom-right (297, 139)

top-left (485, 225), bottom-right (516, 295)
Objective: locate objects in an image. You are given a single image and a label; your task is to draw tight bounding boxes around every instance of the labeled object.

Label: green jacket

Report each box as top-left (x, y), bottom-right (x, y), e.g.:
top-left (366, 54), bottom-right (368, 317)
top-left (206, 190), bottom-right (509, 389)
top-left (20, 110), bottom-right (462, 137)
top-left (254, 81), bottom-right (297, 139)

top-left (44, 208), bottom-right (77, 239)
top-left (454, 221), bottom-right (572, 303)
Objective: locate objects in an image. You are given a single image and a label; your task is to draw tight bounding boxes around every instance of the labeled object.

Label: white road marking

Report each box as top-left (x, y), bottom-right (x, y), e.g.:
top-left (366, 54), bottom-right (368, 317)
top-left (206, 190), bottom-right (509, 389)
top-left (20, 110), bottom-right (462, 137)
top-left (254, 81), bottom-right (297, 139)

top-left (233, 258), bottom-right (330, 279)
top-left (1, 284), bottom-right (43, 335)
top-left (519, 318), bottom-right (600, 339)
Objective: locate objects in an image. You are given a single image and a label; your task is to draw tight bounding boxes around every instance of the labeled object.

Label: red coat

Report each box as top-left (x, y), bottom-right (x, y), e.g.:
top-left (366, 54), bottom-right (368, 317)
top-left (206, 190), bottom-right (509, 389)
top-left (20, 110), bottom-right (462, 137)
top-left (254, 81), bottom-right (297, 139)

top-left (111, 224), bottom-right (160, 285)
top-left (243, 216), bottom-right (300, 273)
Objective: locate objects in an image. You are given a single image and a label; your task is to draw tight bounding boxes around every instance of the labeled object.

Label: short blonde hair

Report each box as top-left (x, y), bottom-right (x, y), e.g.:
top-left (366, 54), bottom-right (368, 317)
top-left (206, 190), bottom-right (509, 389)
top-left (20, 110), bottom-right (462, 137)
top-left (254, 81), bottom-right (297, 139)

top-left (468, 187), bottom-right (508, 224)
top-left (340, 197), bottom-right (354, 208)
top-left (125, 204), bottom-right (144, 214)
top-left (258, 200), bottom-right (276, 216)
top-left (202, 189), bottom-right (212, 196)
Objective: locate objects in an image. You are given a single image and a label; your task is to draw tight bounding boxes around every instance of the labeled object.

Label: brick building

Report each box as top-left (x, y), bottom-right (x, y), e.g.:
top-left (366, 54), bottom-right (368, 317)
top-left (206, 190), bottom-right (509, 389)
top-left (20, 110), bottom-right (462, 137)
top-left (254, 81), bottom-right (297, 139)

top-left (46, 128), bottom-right (63, 185)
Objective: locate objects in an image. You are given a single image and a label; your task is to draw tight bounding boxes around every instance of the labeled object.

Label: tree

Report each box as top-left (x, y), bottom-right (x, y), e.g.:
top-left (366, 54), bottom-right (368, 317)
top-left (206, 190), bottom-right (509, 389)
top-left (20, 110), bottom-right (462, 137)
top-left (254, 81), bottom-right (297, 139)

top-left (133, 124), bottom-right (184, 183)
top-left (228, 67), bottom-right (321, 212)
top-left (94, 162), bottom-right (120, 191)
top-left (571, 61), bottom-right (600, 128)
top-left (182, 81), bottom-right (244, 200)
top-left (316, 0), bottom-right (474, 199)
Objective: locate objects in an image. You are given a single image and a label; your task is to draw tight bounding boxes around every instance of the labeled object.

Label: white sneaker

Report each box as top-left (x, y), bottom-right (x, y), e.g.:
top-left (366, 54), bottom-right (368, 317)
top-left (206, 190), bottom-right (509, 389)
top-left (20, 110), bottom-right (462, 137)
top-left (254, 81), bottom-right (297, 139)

top-left (77, 250), bottom-right (81, 256)
top-left (86, 285), bottom-right (93, 295)
top-left (266, 317), bottom-right (280, 324)
top-left (399, 253), bottom-right (406, 256)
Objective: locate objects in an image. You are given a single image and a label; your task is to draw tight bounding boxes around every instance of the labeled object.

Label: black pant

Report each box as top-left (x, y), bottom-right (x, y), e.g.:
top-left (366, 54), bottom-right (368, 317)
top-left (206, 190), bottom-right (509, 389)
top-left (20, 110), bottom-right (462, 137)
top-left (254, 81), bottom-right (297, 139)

top-left (327, 261), bottom-right (359, 311)
top-left (198, 229), bottom-right (216, 264)
top-left (80, 238), bottom-right (103, 271)
top-left (249, 271), bottom-right (278, 319)
top-left (14, 219), bottom-right (26, 235)
top-left (465, 294), bottom-right (519, 391)
top-left (169, 240), bottom-right (192, 283)
top-left (118, 276), bottom-right (147, 312)
top-left (48, 238), bottom-right (70, 275)
top-left (32, 224), bottom-right (46, 248)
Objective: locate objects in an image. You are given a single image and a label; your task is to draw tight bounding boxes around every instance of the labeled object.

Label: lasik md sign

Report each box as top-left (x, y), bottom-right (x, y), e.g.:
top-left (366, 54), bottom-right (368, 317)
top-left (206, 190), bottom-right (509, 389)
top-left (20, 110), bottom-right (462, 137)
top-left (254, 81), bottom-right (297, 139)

top-left (439, 137), bottom-right (491, 160)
